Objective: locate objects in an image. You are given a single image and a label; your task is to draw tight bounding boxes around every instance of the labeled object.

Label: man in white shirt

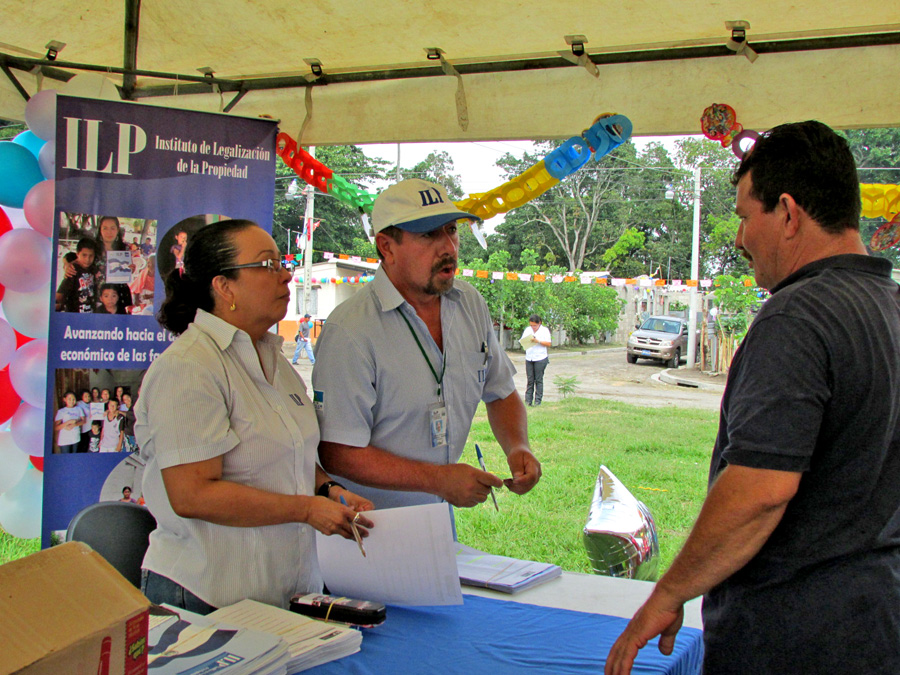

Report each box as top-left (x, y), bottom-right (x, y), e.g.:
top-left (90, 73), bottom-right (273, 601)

top-left (521, 314), bottom-right (552, 406)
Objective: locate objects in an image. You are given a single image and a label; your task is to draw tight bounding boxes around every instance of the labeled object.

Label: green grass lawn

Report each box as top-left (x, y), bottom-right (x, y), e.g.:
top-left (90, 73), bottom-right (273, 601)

top-left (456, 397), bottom-right (718, 576)
top-left (0, 530), bottom-right (39, 566)
top-left (2, 397), bottom-right (717, 577)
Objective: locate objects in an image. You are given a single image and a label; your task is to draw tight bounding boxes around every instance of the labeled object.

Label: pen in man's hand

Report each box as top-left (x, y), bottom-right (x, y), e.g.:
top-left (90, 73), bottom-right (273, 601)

top-left (474, 443), bottom-right (499, 512)
top-left (340, 494), bottom-right (367, 557)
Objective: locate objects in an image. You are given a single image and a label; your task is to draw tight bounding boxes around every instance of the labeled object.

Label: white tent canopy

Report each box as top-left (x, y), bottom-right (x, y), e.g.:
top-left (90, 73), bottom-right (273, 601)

top-left (1, 1), bottom-right (898, 143)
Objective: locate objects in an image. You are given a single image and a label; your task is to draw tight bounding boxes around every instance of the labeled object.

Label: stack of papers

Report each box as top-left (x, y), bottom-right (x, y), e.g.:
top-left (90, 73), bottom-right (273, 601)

top-left (210, 599), bottom-right (362, 673)
top-left (148, 608), bottom-right (289, 675)
top-left (455, 544), bottom-right (562, 594)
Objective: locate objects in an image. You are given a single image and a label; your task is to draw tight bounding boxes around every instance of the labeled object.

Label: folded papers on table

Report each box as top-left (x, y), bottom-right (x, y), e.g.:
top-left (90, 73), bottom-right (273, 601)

top-left (455, 543), bottom-right (562, 593)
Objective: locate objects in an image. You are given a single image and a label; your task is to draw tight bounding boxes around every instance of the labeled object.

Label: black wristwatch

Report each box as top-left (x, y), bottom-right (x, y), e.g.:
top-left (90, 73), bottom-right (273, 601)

top-left (316, 480), bottom-right (344, 498)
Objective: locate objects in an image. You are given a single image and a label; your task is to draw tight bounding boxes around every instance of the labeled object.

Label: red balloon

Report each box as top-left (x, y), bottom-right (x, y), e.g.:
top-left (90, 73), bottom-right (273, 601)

top-left (0, 207), bottom-right (12, 237)
top-left (14, 330), bottom-right (34, 348)
top-left (29, 455), bottom-right (43, 471)
top-left (0, 368), bottom-right (20, 423)
top-left (0, 282), bottom-right (4, 304)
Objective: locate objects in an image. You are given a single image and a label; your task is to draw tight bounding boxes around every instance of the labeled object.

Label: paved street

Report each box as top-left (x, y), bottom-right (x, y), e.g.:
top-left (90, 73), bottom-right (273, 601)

top-left (286, 345), bottom-right (725, 411)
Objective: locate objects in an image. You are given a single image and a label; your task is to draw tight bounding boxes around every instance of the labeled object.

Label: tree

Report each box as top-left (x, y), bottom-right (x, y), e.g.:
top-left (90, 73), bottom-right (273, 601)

top-left (703, 213), bottom-right (750, 277)
top-left (400, 150), bottom-right (465, 198)
top-left (711, 275), bottom-right (760, 340)
top-left (0, 122), bottom-right (25, 140)
top-left (601, 227), bottom-right (646, 277)
top-left (673, 137), bottom-right (741, 278)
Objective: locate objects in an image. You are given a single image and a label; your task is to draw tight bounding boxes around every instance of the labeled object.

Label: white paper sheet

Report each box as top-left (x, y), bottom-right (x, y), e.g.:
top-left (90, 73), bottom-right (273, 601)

top-left (316, 503), bottom-right (463, 606)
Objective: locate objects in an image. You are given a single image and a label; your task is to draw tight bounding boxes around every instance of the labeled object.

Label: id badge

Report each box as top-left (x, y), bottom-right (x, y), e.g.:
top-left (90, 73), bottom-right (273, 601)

top-left (429, 402), bottom-right (448, 448)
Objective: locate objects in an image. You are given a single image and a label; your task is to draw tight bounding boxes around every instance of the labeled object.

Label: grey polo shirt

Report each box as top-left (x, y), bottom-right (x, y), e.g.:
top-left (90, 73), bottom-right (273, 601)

top-left (312, 265), bottom-right (517, 509)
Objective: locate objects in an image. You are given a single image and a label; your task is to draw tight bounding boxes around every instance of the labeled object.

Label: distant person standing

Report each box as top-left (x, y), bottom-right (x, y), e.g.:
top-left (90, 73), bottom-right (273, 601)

top-left (706, 302), bottom-right (719, 373)
top-left (521, 314), bottom-right (552, 406)
top-left (292, 314), bottom-right (315, 365)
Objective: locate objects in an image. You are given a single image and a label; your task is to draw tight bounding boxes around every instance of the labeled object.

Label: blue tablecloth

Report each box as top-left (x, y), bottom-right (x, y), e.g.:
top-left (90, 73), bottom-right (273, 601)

top-left (308, 594), bottom-right (703, 674)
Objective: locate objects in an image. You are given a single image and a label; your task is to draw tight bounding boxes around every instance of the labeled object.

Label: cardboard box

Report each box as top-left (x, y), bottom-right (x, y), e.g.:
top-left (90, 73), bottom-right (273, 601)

top-left (0, 541), bottom-right (150, 675)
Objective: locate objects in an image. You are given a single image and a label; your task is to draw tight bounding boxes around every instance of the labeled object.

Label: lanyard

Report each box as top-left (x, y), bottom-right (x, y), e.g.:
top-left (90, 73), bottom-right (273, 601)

top-left (398, 309), bottom-right (446, 397)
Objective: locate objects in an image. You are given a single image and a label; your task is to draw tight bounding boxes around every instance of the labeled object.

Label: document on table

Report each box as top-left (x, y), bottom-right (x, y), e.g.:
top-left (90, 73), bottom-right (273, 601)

top-left (147, 606), bottom-right (289, 675)
top-left (316, 502), bottom-right (463, 606)
top-left (209, 599), bottom-right (361, 673)
top-left (455, 543), bottom-right (562, 593)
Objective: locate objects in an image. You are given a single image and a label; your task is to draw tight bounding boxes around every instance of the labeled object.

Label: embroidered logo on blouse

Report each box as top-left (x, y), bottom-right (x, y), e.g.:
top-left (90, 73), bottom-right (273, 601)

top-left (289, 393), bottom-right (304, 406)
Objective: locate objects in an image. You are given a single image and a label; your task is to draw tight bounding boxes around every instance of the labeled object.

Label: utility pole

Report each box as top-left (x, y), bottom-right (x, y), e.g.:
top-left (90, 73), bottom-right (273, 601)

top-left (302, 147), bottom-right (316, 315)
top-left (686, 167), bottom-right (701, 369)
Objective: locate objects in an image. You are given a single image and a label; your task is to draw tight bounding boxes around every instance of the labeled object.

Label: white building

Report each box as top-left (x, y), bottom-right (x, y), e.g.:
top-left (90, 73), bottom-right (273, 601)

top-left (278, 258), bottom-right (379, 341)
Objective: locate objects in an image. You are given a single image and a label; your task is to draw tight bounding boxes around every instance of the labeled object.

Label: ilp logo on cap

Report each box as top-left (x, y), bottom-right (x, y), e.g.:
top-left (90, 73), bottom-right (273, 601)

top-left (372, 178), bottom-right (480, 235)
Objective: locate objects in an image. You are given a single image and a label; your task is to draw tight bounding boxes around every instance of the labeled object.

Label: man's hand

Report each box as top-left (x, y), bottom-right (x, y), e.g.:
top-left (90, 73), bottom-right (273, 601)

top-left (503, 447), bottom-right (541, 494)
top-left (330, 485), bottom-right (374, 513)
top-left (605, 591), bottom-right (684, 675)
top-left (435, 463), bottom-right (503, 507)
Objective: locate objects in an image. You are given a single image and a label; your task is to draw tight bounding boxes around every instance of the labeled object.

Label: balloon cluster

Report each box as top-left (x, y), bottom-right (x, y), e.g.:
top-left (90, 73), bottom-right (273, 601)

top-left (0, 75), bottom-right (121, 540)
top-left (276, 113), bottom-right (633, 223)
top-left (0, 93), bottom-right (60, 539)
top-left (292, 274), bottom-right (374, 285)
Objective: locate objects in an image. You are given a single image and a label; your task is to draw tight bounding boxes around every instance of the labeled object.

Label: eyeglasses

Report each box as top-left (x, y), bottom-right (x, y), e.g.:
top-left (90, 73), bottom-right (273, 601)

top-left (220, 258), bottom-right (284, 273)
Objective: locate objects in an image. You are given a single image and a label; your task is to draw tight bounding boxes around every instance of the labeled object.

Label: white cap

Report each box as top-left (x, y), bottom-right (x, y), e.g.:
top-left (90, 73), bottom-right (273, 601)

top-left (371, 179), bottom-right (480, 234)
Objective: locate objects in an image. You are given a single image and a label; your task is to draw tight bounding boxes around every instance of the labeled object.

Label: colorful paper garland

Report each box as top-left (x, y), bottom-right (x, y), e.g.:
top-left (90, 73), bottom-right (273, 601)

top-left (275, 113), bottom-right (633, 222)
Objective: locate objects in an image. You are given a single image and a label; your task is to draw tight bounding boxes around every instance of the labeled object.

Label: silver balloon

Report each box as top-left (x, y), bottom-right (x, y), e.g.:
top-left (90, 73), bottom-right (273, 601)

top-left (582, 465), bottom-right (660, 581)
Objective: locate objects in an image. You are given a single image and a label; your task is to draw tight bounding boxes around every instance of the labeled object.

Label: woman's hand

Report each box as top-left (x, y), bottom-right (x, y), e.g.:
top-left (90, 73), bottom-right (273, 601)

top-left (306, 495), bottom-right (374, 539)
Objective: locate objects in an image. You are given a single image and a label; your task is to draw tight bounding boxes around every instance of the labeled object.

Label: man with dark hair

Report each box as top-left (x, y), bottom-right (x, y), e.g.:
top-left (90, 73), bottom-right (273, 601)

top-left (312, 178), bottom-right (541, 510)
top-left (606, 120), bottom-right (900, 675)
top-left (291, 313), bottom-right (315, 365)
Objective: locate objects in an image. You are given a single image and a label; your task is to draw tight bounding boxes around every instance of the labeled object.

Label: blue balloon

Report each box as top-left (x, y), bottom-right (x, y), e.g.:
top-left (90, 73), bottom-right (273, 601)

top-left (11, 131), bottom-right (46, 161)
top-left (0, 143), bottom-right (44, 209)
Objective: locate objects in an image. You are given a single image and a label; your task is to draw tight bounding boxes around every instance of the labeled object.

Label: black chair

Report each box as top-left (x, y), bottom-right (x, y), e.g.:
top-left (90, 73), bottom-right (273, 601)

top-left (65, 501), bottom-right (157, 588)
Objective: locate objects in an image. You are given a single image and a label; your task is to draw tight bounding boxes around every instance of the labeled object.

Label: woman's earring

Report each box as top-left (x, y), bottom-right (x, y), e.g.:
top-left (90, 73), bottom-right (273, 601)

top-left (230, 302), bottom-right (236, 311)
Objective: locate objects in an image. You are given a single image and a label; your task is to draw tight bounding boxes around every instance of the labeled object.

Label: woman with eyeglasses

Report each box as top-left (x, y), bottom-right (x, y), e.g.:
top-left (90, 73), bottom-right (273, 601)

top-left (135, 219), bottom-right (374, 614)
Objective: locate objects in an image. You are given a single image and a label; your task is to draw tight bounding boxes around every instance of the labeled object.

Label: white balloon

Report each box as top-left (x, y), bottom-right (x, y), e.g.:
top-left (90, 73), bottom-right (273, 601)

top-left (0, 466), bottom-right (43, 539)
top-left (24, 89), bottom-right (58, 141)
top-left (10, 403), bottom-right (46, 456)
top-left (0, 431), bottom-right (28, 494)
top-left (0, 229), bottom-right (52, 292)
top-left (62, 74), bottom-right (120, 101)
top-left (38, 140), bottom-right (56, 180)
top-left (9, 339), bottom-right (47, 408)
top-left (1, 282), bottom-right (51, 338)
top-left (0, 318), bottom-right (17, 369)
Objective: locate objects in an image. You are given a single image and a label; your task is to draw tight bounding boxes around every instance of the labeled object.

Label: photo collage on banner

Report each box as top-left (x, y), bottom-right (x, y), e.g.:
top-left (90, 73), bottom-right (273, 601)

top-left (42, 96), bottom-right (276, 545)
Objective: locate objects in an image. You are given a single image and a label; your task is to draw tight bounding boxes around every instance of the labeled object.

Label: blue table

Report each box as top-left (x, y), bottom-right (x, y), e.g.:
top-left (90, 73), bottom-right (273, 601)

top-left (309, 594), bottom-right (703, 674)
